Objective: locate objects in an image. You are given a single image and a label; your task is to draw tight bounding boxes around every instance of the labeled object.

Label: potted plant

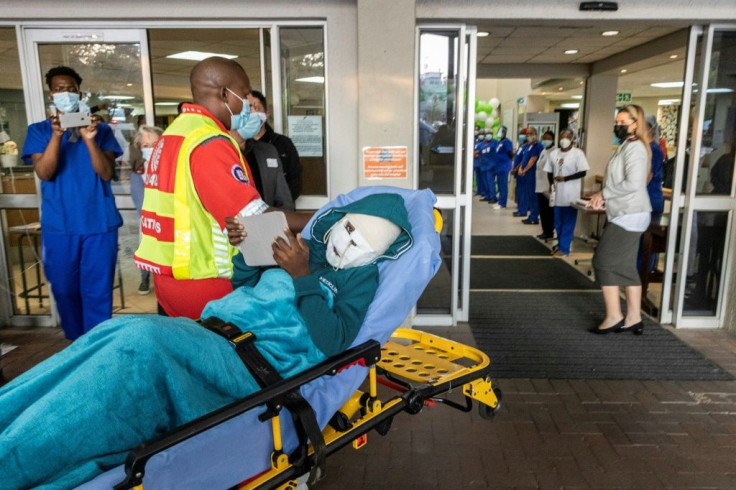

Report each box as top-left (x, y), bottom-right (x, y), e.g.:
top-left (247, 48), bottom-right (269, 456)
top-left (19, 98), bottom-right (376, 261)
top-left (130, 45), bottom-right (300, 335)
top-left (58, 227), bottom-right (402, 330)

top-left (0, 140), bottom-right (18, 168)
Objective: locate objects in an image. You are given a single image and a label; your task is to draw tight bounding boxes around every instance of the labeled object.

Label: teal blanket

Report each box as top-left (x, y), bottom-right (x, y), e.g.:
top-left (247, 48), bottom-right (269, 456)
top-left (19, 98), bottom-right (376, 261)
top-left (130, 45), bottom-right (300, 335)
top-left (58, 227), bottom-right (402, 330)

top-left (0, 269), bottom-right (325, 489)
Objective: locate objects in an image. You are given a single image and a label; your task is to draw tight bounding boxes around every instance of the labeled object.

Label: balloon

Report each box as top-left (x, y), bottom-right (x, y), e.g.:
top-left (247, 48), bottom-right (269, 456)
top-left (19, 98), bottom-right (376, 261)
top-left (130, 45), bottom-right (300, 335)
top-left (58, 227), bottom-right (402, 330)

top-left (489, 97), bottom-right (500, 109)
top-left (485, 117), bottom-right (494, 128)
top-left (490, 109), bottom-right (499, 118)
top-left (475, 111), bottom-right (488, 122)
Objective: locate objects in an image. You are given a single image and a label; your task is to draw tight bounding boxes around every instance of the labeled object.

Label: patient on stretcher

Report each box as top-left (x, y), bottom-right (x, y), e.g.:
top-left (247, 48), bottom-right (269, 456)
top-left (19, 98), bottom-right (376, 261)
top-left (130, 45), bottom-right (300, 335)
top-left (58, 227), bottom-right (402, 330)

top-left (0, 193), bottom-right (412, 489)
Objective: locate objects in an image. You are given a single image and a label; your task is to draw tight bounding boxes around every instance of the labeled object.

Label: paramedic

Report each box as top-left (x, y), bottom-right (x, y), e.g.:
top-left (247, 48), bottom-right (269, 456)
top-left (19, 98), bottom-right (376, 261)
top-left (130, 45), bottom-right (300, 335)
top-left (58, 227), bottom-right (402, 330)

top-left (134, 57), bottom-right (310, 319)
top-left (492, 126), bottom-right (514, 210)
top-left (21, 66), bottom-right (122, 340)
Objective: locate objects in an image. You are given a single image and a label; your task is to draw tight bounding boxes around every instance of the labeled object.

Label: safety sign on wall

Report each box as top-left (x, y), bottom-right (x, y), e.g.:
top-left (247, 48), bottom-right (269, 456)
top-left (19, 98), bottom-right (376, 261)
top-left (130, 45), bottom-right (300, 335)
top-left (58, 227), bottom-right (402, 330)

top-left (287, 115), bottom-right (323, 157)
top-left (362, 146), bottom-right (408, 179)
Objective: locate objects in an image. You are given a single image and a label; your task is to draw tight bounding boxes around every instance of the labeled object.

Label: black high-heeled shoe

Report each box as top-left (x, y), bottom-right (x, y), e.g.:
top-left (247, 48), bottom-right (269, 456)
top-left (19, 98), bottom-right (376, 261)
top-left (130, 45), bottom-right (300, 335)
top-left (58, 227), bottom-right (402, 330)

top-left (619, 321), bottom-right (644, 335)
top-left (589, 319), bottom-right (625, 334)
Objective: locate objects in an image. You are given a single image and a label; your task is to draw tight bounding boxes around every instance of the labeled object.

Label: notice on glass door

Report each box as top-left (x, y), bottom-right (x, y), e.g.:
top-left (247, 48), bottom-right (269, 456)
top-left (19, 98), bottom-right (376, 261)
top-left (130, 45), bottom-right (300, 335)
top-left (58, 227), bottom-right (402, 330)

top-left (362, 146), bottom-right (408, 179)
top-left (287, 115), bottom-right (323, 157)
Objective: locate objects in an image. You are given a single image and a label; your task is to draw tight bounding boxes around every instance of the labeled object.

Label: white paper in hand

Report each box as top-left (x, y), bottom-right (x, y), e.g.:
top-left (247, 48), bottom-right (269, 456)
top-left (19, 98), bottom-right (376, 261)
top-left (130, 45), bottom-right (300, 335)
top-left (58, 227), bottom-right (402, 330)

top-left (237, 212), bottom-right (289, 266)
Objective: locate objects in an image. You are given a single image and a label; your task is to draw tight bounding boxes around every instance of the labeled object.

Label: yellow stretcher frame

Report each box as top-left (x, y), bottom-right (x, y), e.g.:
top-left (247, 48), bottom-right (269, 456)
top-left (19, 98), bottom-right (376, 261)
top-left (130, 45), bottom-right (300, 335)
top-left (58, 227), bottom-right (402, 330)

top-left (239, 328), bottom-right (502, 490)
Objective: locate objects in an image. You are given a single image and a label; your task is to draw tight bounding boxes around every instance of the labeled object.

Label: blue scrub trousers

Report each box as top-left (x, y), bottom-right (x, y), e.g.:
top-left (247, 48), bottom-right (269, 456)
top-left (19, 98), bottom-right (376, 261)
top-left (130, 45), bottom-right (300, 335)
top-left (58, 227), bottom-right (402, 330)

top-left (495, 167), bottom-right (509, 207)
top-left (554, 206), bottom-right (578, 255)
top-left (483, 167), bottom-right (496, 200)
top-left (475, 166), bottom-right (486, 196)
top-left (526, 174), bottom-right (539, 223)
top-left (515, 173), bottom-right (527, 213)
top-left (42, 230), bottom-right (118, 340)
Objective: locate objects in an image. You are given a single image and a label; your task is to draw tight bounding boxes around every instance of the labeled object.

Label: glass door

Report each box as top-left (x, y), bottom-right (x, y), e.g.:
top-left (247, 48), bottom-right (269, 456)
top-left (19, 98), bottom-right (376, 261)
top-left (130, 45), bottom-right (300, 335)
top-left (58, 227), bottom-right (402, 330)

top-left (14, 28), bottom-right (155, 325)
top-left (414, 25), bottom-right (476, 326)
top-left (671, 25), bottom-right (736, 328)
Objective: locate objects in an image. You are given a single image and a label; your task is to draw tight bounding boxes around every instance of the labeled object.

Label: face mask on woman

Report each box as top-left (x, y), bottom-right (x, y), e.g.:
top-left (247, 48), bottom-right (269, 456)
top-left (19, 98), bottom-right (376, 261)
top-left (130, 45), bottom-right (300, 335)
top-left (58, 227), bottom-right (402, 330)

top-left (613, 124), bottom-right (629, 142)
top-left (559, 138), bottom-right (572, 149)
top-left (541, 139), bottom-right (553, 149)
top-left (141, 147), bottom-right (154, 162)
top-left (518, 134), bottom-right (526, 143)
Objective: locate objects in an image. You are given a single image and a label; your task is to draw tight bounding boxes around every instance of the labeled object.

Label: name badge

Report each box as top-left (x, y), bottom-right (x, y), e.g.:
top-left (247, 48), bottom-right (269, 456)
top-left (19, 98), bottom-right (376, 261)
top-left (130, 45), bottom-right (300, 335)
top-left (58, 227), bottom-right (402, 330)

top-left (267, 158), bottom-right (279, 168)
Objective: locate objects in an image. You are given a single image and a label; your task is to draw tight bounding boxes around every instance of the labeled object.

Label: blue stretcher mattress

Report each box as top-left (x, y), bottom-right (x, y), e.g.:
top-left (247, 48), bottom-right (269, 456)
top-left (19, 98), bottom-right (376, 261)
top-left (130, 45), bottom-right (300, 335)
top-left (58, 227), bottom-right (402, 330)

top-left (79, 186), bottom-right (441, 489)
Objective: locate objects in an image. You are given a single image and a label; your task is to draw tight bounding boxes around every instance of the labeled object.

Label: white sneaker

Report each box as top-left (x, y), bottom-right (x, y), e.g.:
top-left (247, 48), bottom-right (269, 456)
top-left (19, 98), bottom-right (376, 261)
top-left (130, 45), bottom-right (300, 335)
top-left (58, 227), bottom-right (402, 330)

top-left (492, 204), bottom-right (505, 210)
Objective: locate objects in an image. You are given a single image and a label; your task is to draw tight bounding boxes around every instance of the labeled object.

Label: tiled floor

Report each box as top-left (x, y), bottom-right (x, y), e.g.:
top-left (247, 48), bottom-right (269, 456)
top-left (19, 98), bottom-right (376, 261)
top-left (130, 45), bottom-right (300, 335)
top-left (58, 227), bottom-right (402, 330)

top-left (2, 196), bottom-right (735, 488)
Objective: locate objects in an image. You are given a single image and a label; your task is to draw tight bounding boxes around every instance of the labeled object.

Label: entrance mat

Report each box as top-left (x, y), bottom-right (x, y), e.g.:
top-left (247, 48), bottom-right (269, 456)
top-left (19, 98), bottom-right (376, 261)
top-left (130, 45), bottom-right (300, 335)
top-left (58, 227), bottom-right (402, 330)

top-left (471, 235), bottom-right (551, 257)
top-left (469, 291), bottom-right (733, 380)
top-left (470, 258), bottom-right (597, 290)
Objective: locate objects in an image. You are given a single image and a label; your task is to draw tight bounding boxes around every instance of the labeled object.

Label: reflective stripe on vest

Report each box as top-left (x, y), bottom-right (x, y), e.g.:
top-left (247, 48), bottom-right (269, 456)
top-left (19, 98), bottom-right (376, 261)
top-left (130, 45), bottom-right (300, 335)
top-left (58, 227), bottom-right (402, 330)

top-left (134, 113), bottom-right (250, 279)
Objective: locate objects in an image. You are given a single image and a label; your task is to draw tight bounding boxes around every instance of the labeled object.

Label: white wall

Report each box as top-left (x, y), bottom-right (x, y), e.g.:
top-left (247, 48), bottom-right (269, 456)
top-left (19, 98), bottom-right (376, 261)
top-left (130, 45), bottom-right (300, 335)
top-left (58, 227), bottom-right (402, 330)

top-left (477, 78), bottom-right (533, 134)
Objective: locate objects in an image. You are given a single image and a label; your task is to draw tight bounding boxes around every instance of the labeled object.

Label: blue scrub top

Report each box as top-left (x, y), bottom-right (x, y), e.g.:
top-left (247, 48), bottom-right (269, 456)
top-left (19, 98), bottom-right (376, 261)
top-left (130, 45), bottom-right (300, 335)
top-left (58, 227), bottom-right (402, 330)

top-left (513, 142), bottom-right (528, 168)
top-left (521, 141), bottom-right (544, 171)
top-left (22, 119), bottom-right (123, 235)
top-left (473, 140), bottom-right (484, 168)
top-left (494, 138), bottom-right (513, 171)
top-left (480, 139), bottom-right (497, 170)
top-left (648, 141), bottom-right (665, 202)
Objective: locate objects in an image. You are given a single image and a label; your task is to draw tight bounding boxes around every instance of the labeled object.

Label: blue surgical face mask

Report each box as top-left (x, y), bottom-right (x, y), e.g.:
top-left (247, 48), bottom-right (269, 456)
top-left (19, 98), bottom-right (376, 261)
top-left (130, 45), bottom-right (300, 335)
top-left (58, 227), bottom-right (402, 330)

top-left (141, 147), bottom-right (154, 162)
top-left (225, 88), bottom-right (263, 139)
top-left (484, 134), bottom-right (493, 141)
top-left (542, 140), bottom-right (553, 149)
top-left (53, 92), bottom-right (80, 113)
top-left (518, 134), bottom-right (527, 143)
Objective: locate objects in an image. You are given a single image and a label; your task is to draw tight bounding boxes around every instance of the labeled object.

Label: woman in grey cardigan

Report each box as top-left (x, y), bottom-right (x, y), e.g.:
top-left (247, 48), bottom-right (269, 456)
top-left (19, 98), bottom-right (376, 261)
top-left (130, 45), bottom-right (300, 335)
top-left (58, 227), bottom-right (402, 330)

top-left (587, 104), bottom-right (652, 335)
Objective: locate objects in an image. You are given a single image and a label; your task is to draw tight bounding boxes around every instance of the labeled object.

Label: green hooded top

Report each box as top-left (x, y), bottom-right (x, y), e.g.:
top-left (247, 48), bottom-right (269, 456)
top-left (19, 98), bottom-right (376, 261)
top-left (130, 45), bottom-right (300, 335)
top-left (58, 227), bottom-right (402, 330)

top-left (294, 193), bottom-right (412, 356)
top-left (232, 193), bottom-right (412, 356)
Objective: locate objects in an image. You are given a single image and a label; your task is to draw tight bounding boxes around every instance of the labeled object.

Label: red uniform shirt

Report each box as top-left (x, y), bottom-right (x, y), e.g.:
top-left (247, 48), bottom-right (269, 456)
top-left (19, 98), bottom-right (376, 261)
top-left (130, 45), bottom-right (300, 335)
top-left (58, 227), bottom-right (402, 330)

top-left (155, 104), bottom-right (267, 319)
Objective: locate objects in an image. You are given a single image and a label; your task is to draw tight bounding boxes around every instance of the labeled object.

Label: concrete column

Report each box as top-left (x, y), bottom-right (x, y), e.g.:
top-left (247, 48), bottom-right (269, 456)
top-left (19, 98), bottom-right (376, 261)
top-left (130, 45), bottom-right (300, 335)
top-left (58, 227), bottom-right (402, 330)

top-left (356, 0), bottom-right (416, 189)
top-left (582, 74), bottom-right (618, 193)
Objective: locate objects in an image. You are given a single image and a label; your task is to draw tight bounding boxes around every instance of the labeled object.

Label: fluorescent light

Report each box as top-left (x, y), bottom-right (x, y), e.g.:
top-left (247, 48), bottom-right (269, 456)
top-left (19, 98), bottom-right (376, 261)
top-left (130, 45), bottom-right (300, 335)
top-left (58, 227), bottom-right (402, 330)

top-left (707, 88), bottom-right (734, 94)
top-left (658, 99), bottom-right (681, 105)
top-left (295, 76), bottom-right (325, 84)
top-left (620, 69), bottom-right (627, 73)
top-left (166, 50), bottom-right (238, 61)
top-left (477, 31), bottom-right (489, 37)
top-left (670, 54), bottom-right (678, 59)
top-left (101, 95), bottom-right (135, 100)
top-left (155, 102), bottom-right (181, 106)
top-left (561, 103), bottom-right (580, 108)
top-left (564, 49), bottom-right (579, 55)
top-left (651, 82), bottom-right (684, 88)
top-left (602, 30), bottom-right (619, 36)
top-left (571, 95), bottom-right (583, 99)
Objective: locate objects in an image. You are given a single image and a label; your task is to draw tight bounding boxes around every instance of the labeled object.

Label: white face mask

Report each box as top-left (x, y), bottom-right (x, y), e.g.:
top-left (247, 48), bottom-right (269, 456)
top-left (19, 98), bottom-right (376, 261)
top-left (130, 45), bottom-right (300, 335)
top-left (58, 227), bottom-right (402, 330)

top-left (560, 138), bottom-right (572, 149)
top-left (325, 216), bottom-right (378, 269)
top-left (141, 147), bottom-right (154, 162)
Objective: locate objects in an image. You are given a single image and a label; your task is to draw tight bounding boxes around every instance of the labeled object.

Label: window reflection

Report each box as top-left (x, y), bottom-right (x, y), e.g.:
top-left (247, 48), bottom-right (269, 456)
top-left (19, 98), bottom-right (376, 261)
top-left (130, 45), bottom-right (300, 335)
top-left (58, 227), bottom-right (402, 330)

top-left (683, 211), bottom-right (728, 316)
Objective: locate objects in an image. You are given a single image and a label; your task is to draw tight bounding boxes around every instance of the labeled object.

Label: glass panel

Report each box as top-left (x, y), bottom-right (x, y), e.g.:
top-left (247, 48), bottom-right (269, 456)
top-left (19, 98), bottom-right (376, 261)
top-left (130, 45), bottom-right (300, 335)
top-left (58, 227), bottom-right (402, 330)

top-left (418, 31), bottom-right (459, 194)
top-left (280, 27), bottom-right (326, 196)
top-left (1, 208), bottom-right (48, 315)
top-left (683, 211), bottom-right (729, 316)
top-left (263, 28), bottom-right (273, 127)
top-left (695, 30), bottom-right (736, 196)
top-left (148, 28), bottom-right (262, 130)
top-left (0, 28), bottom-right (32, 188)
top-left (457, 205), bottom-right (465, 311)
top-left (417, 208), bottom-right (453, 314)
top-left (37, 42), bottom-right (144, 198)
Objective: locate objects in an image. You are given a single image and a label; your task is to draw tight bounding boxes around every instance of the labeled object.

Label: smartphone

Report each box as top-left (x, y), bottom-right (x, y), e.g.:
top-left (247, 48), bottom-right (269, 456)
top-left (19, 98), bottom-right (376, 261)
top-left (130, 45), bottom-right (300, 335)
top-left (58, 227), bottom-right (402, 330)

top-left (59, 111), bottom-right (91, 129)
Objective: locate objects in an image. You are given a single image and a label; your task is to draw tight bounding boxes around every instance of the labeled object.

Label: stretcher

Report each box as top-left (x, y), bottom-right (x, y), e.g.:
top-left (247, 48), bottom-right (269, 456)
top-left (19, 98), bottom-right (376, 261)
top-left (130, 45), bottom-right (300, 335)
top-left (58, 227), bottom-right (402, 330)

top-left (78, 186), bottom-right (501, 489)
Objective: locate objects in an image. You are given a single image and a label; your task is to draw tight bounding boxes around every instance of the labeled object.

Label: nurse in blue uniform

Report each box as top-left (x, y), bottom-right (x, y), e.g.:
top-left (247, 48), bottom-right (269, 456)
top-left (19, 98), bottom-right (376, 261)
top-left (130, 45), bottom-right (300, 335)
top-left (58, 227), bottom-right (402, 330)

top-left (481, 133), bottom-right (499, 202)
top-left (21, 66), bottom-right (122, 340)
top-left (517, 127), bottom-right (544, 224)
top-left (492, 126), bottom-right (514, 210)
top-left (474, 132), bottom-right (486, 197)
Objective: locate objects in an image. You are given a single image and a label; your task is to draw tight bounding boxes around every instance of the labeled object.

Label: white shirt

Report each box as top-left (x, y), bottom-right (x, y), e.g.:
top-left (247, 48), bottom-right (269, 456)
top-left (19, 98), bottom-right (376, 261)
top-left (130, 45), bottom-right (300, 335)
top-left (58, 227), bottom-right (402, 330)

top-left (611, 212), bottom-right (651, 232)
top-left (536, 147), bottom-right (556, 193)
top-left (543, 147), bottom-right (590, 207)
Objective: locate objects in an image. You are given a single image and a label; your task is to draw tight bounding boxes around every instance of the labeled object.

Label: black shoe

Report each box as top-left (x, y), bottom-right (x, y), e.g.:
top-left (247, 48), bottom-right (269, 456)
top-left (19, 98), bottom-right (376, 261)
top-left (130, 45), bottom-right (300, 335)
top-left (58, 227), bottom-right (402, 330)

top-left (536, 233), bottom-right (553, 239)
top-left (480, 197), bottom-right (490, 202)
top-left (138, 278), bottom-right (151, 295)
top-left (589, 319), bottom-right (625, 334)
top-left (512, 212), bottom-right (525, 217)
top-left (522, 219), bottom-right (539, 225)
top-left (489, 198), bottom-right (498, 204)
top-left (619, 321), bottom-right (644, 335)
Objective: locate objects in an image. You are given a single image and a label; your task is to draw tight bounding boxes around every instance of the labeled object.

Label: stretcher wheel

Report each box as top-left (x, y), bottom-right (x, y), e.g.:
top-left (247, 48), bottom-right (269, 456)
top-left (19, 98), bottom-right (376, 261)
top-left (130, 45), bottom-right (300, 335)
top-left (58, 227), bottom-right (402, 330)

top-left (478, 387), bottom-right (503, 420)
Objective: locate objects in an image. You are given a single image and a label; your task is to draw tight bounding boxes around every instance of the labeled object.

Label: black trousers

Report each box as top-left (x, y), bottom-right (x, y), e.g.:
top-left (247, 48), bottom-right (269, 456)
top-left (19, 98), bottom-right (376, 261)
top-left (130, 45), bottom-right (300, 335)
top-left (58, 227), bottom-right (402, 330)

top-left (537, 193), bottom-right (554, 237)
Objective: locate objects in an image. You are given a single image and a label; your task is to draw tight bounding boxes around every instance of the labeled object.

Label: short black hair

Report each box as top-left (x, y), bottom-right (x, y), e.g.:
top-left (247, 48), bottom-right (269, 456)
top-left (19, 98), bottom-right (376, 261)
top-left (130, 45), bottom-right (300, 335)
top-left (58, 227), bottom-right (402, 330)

top-left (250, 90), bottom-right (267, 111)
top-left (543, 130), bottom-right (555, 139)
top-left (45, 66), bottom-right (82, 90)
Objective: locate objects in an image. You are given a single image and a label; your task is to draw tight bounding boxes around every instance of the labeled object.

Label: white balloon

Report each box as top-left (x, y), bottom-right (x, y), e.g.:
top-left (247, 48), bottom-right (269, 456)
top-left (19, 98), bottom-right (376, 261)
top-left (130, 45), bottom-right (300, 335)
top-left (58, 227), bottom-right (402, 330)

top-left (475, 111), bottom-right (488, 121)
top-left (489, 97), bottom-right (500, 109)
top-left (485, 117), bottom-right (494, 128)
top-left (490, 109), bottom-right (499, 118)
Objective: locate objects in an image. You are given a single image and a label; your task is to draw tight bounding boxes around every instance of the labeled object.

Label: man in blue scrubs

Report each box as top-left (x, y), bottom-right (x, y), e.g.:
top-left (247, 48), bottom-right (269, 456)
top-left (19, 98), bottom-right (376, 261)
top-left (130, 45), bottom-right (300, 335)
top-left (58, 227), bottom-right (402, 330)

top-left (21, 66), bottom-right (122, 340)
top-left (480, 132), bottom-right (498, 202)
top-left (473, 131), bottom-right (485, 197)
top-left (492, 126), bottom-right (514, 210)
top-left (518, 127), bottom-right (543, 225)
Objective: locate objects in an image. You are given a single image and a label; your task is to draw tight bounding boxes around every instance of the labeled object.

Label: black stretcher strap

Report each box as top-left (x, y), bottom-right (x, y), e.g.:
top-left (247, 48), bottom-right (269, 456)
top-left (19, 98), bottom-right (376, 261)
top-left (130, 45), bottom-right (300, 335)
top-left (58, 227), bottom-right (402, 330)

top-left (202, 316), bottom-right (326, 485)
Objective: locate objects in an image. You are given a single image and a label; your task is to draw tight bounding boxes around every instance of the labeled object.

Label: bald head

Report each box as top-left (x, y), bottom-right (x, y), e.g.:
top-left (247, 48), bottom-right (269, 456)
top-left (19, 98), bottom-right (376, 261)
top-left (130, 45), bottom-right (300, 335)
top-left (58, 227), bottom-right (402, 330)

top-left (189, 56), bottom-right (251, 129)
